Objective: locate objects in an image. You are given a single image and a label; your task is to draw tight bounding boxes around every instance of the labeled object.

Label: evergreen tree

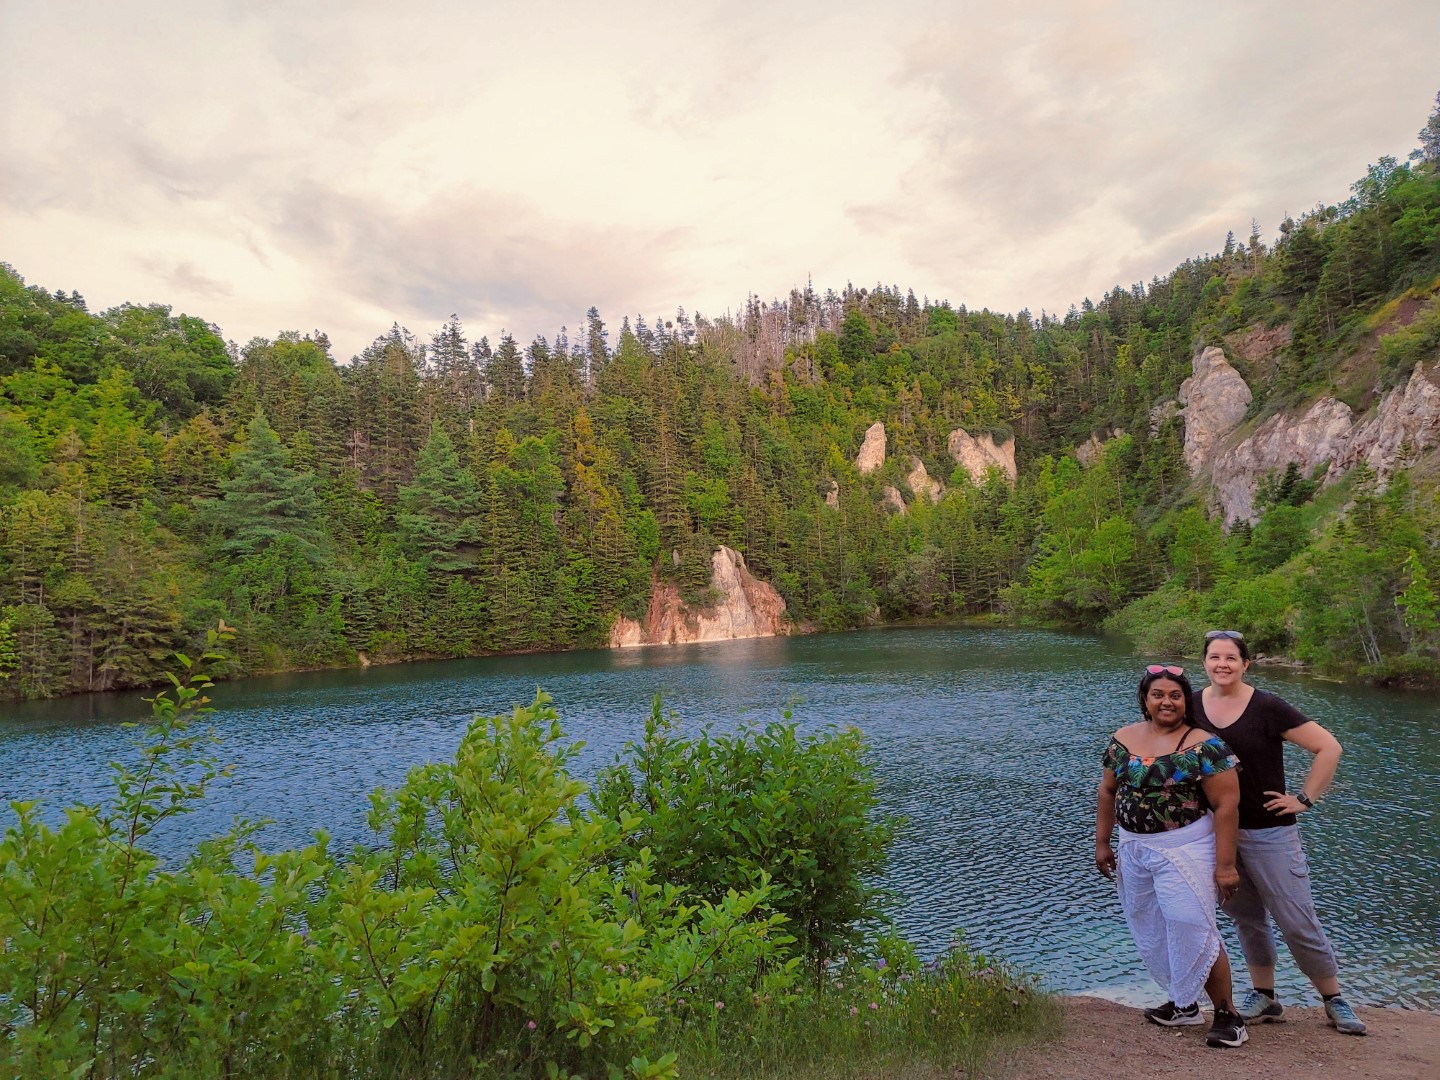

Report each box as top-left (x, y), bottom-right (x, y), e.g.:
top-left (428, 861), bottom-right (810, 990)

top-left (396, 424), bottom-right (483, 573)
top-left (202, 413), bottom-right (324, 561)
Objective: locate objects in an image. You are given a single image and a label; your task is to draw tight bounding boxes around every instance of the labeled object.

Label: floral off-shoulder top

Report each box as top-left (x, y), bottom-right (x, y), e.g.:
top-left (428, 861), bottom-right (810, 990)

top-left (1102, 733), bottom-right (1239, 834)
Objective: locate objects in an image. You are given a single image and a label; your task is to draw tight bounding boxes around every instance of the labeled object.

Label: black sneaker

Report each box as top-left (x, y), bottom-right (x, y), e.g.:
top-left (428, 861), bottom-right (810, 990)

top-left (1206, 1009), bottom-right (1249, 1048)
top-left (1144, 1001), bottom-right (1203, 1027)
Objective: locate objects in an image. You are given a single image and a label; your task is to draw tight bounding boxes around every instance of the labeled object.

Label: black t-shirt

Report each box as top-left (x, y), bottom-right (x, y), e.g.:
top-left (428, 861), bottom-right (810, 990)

top-left (1192, 688), bottom-right (1311, 830)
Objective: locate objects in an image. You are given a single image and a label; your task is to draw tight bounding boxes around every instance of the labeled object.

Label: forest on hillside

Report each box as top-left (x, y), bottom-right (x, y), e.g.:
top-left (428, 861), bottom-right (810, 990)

top-left (2, 102), bottom-right (1439, 700)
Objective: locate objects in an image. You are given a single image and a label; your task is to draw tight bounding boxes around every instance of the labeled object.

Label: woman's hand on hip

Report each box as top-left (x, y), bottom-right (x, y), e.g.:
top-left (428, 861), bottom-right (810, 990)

top-left (1263, 790), bottom-right (1310, 815)
top-left (1095, 841), bottom-right (1117, 879)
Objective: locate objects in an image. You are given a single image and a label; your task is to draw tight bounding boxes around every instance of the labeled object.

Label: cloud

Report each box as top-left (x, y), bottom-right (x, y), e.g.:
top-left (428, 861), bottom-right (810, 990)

top-left (139, 258), bottom-right (235, 300)
top-left (258, 180), bottom-right (696, 348)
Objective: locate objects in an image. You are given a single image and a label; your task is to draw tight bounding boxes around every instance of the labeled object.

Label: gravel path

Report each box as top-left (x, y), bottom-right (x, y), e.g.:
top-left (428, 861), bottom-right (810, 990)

top-left (988, 996), bottom-right (1440, 1080)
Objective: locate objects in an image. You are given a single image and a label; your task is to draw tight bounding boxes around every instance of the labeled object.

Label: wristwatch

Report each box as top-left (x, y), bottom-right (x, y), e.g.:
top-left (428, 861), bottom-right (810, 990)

top-left (1295, 792), bottom-right (1315, 809)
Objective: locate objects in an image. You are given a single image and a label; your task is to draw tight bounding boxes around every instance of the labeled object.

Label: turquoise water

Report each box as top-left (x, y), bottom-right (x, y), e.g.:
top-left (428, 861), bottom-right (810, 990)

top-left (3, 627), bottom-right (1435, 1008)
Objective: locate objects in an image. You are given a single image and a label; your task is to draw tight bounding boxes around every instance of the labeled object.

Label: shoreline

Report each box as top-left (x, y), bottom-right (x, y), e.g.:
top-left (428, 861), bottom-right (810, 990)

top-left (4, 615), bottom-right (1438, 707)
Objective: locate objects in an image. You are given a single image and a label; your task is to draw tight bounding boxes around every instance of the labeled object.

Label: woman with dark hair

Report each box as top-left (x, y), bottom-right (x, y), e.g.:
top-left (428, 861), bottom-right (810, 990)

top-left (1096, 665), bottom-right (1248, 1048)
top-left (1192, 630), bottom-right (1366, 1036)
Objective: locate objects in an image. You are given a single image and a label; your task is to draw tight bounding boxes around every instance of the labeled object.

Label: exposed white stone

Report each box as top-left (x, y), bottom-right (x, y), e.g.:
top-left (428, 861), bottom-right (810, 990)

top-left (1201, 363), bottom-right (1440, 525)
top-left (1178, 346), bottom-right (1252, 473)
top-left (1209, 397), bottom-right (1353, 524)
top-left (1077, 427), bottom-right (1126, 467)
top-left (855, 421), bottom-right (886, 474)
top-left (906, 457), bottom-right (944, 503)
top-left (880, 485), bottom-right (907, 514)
top-left (609, 546), bottom-right (789, 647)
top-left (824, 479), bottom-right (839, 509)
top-left (947, 428), bottom-right (1017, 484)
top-left (1334, 362), bottom-right (1440, 480)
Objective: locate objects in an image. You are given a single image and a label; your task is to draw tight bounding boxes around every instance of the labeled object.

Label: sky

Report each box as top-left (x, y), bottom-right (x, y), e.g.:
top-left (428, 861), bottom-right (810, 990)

top-left (3, 1), bottom-right (1438, 362)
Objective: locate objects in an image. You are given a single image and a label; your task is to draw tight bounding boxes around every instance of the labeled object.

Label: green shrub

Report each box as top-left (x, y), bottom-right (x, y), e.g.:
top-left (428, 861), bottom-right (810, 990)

top-left (593, 699), bottom-right (900, 972)
top-left (1379, 296), bottom-right (1440, 385)
top-left (1103, 584), bottom-right (1209, 660)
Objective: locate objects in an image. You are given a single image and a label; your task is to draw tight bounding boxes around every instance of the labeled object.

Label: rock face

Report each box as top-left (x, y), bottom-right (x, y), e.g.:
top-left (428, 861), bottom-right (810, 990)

top-left (1149, 400), bottom-right (1180, 435)
top-left (1209, 397), bottom-right (1354, 524)
top-left (1227, 324), bottom-right (1292, 366)
top-left (1178, 346), bottom-right (1252, 473)
top-left (948, 428), bottom-right (1017, 484)
top-left (1202, 363), bottom-right (1440, 525)
top-left (824, 479), bottom-right (839, 509)
top-left (880, 485), bottom-right (907, 514)
top-left (1334, 362), bottom-right (1440, 479)
top-left (855, 421), bottom-right (886, 474)
top-left (1076, 427), bottom-right (1126, 467)
top-left (905, 457), bottom-right (944, 503)
top-left (609, 546), bottom-right (789, 647)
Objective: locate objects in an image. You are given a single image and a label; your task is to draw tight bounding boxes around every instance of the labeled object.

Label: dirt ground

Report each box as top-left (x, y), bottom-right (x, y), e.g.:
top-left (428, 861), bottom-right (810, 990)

top-left (988, 996), bottom-right (1440, 1080)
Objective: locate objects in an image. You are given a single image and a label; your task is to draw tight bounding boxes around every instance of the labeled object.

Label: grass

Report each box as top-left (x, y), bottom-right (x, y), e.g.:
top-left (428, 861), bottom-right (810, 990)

top-left (658, 949), bottom-right (1057, 1080)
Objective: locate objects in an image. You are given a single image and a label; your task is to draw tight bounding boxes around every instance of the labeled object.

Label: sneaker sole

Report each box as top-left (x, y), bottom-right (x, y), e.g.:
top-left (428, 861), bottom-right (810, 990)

top-left (1206, 1028), bottom-right (1250, 1048)
top-left (1147, 1014), bottom-right (1204, 1027)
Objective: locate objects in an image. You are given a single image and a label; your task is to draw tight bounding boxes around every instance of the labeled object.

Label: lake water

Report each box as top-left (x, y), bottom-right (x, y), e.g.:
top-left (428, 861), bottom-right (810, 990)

top-left (3, 627), bottom-right (1436, 1009)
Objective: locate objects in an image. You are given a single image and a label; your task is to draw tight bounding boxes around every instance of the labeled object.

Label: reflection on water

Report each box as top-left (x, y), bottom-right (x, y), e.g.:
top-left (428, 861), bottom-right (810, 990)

top-left (3, 628), bottom-right (1436, 1008)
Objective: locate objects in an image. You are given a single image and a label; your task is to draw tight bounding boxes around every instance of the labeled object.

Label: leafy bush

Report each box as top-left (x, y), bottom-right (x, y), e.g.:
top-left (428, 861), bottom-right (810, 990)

top-left (593, 699), bottom-right (900, 972)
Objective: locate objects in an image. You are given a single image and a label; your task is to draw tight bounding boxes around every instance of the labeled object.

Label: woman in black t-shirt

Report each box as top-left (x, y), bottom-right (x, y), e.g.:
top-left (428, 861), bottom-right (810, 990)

top-left (1192, 630), bottom-right (1367, 1036)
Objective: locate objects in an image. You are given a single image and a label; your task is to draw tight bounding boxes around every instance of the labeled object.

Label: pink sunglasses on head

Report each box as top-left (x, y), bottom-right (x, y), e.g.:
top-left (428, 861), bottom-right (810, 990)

top-left (1145, 664), bottom-right (1184, 677)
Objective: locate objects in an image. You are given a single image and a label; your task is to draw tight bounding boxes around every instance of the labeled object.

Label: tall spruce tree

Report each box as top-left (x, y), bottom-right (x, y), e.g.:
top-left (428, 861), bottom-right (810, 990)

top-left (396, 423), bottom-right (483, 573)
top-left (203, 412), bottom-right (324, 561)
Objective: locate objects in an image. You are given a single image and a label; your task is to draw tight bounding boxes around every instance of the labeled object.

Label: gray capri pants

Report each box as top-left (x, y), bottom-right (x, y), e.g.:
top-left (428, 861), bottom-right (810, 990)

top-left (1222, 825), bottom-right (1339, 982)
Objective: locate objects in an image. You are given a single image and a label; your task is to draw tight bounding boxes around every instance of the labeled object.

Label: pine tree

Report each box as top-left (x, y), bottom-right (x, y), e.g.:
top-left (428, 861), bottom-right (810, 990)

top-left (202, 413), bottom-right (324, 561)
top-left (487, 333), bottom-right (526, 405)
top-left (0, 614), bottom-right (19, 688)
top-left (396, 424), bottom-right (483, 573)
top-left (1417, 90), bottom-right (1440, 166)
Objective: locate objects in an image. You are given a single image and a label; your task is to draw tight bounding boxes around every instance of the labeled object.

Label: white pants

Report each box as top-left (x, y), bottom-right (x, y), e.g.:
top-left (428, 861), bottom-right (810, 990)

top-left (1118, 815), bottom-right (1222, 1007)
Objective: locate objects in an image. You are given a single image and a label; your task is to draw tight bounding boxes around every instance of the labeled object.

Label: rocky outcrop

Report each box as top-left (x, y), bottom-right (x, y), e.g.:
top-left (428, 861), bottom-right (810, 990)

top-left (1178, 346), bottom-right (1251, 473)
top-left (880, 485), bottom-right (907, 514)
top-left (1204, 363), bottom-right (1440, 524)
top-left (906, 457), bottom-right (944, 503)
top-left (1077, 427), bottom-right (1126, 467)
top-left (609, 546), bottom-right (789, 647)
top-left (1334, 362), bottom-right (1440, 479)
top-left (1209, 398), bottom-right (1353, 524)
top-left (1227, 324), bottom-right (1291, 366)
top-left (948, 428), bottom-right (1017, 484)
top-left (1149, 400), bottom-right (1180, 435)
top-left (824, 479), bottom-right (839, 509)
top-left (855, 421), bottom-right (886, 474)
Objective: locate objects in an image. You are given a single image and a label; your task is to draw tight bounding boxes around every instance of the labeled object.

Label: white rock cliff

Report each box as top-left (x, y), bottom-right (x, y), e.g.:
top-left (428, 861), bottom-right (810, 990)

top-left (906, 457), bottom-right (944, 503)
top-left (855, 421), bottom-right (886, 474)
top-left (948, 428), bottom-right (1017, 484)
top-left (609, 546), bottom-right (790, 647)
top-left (1178, 346), bottom-right (1252, 474)
top-left (1178, 348), bottom-right (1440, 524)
